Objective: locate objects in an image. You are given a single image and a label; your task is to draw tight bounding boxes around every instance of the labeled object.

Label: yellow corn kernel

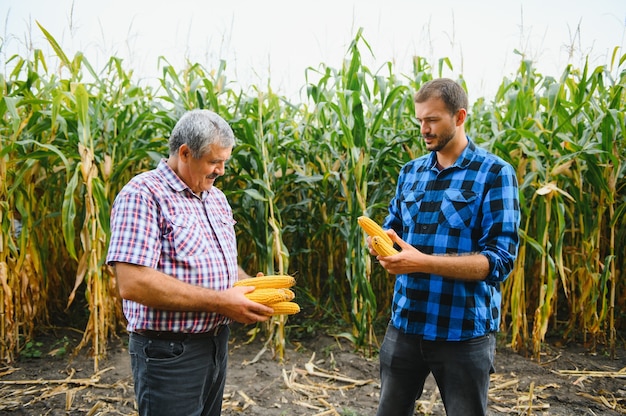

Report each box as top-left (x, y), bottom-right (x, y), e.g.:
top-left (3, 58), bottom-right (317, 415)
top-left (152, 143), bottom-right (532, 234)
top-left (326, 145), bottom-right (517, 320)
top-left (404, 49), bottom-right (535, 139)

top-left (269, 301), bottom-right (300, 316)
top-left (358, 216), bottom-right (393, 246)
top-left (372, 235), bottom-right (399, 256)
top-left (281, 288), bottom-right (295, 301)
top-left (245, 288), bottom-right (292, 305)
top-left (234, 274), bottom-right (296, 289)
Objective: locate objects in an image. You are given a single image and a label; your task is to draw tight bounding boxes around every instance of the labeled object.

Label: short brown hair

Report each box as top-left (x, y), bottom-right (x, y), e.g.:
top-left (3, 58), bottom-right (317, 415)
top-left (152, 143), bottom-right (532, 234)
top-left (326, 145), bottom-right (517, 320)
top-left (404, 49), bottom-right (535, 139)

top-left (414, 78), bottom-right (468, 116)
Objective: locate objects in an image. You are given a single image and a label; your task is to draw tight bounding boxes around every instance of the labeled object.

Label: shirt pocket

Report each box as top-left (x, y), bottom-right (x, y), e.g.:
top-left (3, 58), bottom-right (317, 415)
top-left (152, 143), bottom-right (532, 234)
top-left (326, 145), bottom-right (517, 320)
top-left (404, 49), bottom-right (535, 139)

top-left (440, 189), bottom-right (479, 229)
top-left (214, 214), bottom-right (237, 248)
top-left (167, 213), bottom-right (210, 258)
top-left (400, 189), bottom-right (425, 226)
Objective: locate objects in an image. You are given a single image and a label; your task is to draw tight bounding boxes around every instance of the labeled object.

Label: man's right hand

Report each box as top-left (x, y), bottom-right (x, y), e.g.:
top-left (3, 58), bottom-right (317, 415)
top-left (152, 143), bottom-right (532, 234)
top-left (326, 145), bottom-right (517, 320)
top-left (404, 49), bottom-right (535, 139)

top-left (217, 286), bottom-right (274, 324)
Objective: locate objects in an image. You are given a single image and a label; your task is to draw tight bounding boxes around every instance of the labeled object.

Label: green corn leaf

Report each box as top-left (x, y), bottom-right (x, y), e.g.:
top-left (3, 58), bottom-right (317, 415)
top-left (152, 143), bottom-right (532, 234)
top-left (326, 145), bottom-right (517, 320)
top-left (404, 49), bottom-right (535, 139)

top-left (62, 167), bottom-right (80, 261)
top-left (36, 21), bottom-right (71, 69)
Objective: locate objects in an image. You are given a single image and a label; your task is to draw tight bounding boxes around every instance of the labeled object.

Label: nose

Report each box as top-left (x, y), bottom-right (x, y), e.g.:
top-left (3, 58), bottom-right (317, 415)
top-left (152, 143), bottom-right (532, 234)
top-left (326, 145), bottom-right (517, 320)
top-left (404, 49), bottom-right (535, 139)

top-left (214, 161), bottom-right (226, 175)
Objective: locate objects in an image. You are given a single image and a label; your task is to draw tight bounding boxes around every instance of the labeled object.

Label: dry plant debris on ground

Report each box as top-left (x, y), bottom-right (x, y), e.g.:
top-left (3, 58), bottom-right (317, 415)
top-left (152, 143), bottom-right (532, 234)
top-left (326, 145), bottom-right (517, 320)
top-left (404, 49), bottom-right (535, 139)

top-left (0, 325), bottom-right (624, 415)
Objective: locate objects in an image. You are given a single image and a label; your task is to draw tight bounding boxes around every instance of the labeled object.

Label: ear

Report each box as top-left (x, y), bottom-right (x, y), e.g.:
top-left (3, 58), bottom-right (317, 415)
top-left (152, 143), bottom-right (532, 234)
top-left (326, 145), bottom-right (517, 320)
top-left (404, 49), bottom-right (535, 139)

top-left (455, 108), bottom-right (467, 126)
top-left (178, 144), bottom-right (191, 161)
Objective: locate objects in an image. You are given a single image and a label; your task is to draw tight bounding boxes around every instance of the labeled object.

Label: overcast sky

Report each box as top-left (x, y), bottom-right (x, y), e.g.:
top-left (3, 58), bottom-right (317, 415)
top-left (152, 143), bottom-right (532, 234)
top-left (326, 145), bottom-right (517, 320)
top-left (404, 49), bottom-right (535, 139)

top-left (1, 0), bottom-right (625, 102)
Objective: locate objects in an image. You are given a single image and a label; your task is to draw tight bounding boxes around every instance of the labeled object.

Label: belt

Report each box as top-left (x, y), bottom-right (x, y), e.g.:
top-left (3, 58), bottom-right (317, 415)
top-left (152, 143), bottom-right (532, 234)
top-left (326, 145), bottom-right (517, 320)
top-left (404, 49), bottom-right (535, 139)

top-left (133, 325), bottom-right (225, 341)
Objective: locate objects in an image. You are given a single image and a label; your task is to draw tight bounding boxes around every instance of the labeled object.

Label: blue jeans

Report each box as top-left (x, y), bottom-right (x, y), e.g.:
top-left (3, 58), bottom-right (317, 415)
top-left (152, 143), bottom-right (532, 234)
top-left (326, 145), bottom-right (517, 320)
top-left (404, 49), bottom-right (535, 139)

top-left (376, 324), bottom-right (495, 416)
top-left (129, 326), bottom-right (230, 416)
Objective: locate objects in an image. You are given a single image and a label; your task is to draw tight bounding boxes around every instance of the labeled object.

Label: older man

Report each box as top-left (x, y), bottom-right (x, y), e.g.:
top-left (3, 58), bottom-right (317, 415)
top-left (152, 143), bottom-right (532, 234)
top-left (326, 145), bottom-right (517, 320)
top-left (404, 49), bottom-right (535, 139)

top-left (107, 109), bottom-right (272, 416)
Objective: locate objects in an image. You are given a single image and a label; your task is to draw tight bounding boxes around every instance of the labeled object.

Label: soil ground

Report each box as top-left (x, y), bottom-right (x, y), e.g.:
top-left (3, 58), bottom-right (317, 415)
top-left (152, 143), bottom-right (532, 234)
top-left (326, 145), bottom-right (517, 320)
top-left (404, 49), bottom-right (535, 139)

top-left (1, 323), bottom-right (624, 415)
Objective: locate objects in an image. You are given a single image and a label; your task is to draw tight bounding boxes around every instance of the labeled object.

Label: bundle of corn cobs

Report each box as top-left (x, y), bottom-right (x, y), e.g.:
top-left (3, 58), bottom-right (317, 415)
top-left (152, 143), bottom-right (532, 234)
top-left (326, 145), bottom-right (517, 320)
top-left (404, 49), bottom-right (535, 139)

top-left (235, 275), bottom-right (300, 316)
top-left (358, 216), bottom-right (400, 256)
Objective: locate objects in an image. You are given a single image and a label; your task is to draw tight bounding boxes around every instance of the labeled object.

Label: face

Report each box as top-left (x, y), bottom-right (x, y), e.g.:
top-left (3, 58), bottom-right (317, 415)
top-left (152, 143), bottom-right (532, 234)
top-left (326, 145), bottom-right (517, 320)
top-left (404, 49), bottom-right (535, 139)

top-left (178, 142), bottom-right (232, 194)
top-left (415, 97), bottom-right (461, 152)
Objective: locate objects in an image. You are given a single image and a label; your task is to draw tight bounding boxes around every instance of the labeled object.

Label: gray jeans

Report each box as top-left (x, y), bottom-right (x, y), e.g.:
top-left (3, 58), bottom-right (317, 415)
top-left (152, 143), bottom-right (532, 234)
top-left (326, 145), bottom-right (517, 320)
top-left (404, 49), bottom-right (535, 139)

top-left (376, 324), bottom-right (496, 416)
top-left (129, 326), bottom-right (230, 416)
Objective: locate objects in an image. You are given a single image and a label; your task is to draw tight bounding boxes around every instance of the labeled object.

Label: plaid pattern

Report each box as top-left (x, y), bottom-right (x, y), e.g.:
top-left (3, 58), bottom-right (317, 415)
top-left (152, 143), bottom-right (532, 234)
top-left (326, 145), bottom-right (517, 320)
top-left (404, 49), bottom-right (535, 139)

top-left (384, 140), bottom-right (520, 341)
top-left (106, 160), bottom-right (238, 333)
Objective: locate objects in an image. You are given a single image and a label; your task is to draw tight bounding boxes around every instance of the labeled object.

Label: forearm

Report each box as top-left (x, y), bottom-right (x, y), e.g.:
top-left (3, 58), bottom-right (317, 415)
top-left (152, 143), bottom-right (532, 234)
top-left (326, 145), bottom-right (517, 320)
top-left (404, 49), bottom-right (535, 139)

top-left (114, 262), bottom-right (223, 313)
top-left (377, 245), bottom-right (490, 281)
top-left (419, 252), bottom-right (490, 281)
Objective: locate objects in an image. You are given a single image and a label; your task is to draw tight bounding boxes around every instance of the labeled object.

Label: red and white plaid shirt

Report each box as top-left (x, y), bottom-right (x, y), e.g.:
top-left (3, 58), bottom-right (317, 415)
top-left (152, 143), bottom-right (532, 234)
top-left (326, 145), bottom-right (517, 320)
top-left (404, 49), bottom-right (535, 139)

top-left (106, 160), bottom-right (238, 333)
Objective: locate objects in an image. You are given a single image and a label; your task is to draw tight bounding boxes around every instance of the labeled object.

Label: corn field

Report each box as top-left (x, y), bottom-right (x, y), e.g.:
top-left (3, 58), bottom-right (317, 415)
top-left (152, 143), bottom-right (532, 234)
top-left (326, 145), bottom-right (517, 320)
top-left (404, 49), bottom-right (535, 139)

top-left (1, 28), bottom-right (625, 368)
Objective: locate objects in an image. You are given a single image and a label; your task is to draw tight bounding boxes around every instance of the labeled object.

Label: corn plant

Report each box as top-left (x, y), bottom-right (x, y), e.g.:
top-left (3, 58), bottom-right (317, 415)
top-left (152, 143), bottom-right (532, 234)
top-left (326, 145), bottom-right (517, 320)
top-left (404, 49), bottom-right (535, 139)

top-left (1, 49), bottom-right (65, 362)
top-left (226, 89), bottom-right (297, 360)
top-left (471, 51), bottom-right (626, 358)
top-left (301, 30), bottom-right (381, 350)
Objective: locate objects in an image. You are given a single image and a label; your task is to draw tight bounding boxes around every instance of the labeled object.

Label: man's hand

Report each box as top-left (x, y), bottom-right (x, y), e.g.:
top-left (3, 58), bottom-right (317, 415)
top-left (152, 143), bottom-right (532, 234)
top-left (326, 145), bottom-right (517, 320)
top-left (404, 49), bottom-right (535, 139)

top-left (374, 230), bottom-right (427, 275)
top-left (216, 285), bottom-right (274, 324)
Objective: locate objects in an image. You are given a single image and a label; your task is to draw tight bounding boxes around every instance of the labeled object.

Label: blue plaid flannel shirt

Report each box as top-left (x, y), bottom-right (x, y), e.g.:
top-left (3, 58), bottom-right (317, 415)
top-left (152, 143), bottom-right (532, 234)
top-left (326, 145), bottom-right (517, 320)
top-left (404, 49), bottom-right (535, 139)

top-left (383, 139), bottom-right (520, 341)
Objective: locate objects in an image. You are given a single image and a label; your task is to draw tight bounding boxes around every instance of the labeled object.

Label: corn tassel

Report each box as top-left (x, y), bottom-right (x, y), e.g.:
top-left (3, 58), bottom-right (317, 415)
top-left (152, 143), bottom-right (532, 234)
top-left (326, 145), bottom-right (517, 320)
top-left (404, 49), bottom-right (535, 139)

top-left (358, 216), bottom-right (393, 246)
top-left (372, 235), bottom-right (399, 256)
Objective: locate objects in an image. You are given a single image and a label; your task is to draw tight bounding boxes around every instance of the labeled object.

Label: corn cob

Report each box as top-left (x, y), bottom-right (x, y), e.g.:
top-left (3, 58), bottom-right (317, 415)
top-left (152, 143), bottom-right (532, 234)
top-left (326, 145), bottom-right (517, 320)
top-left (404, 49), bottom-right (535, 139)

top-left (281, 288), bottom-right (296, 301)
top-left (234, 275), bottom-right (296, 289)
top-left (372, 235), bottom-right (399, 256)
top-left (245, 288), bottom-right (293, 305)
top-left (269, 301), bottom-right (300, 316)
top-left (357, 216), bottom-right (394, 246)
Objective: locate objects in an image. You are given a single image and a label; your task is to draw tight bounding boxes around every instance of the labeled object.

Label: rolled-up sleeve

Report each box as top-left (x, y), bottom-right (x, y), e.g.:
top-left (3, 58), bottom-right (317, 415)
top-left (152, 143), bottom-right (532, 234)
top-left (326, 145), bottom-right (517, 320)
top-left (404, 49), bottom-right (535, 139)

top-left (480, 163), bottom-right (520, 285)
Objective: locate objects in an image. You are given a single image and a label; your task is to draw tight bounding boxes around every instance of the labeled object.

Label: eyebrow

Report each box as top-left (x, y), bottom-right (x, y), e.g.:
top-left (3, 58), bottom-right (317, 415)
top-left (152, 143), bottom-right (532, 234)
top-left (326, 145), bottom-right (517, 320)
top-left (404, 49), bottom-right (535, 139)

top-left (416, 115), bottom-right (440, 122)
top-left (208, 156), bottom-right (231, 163)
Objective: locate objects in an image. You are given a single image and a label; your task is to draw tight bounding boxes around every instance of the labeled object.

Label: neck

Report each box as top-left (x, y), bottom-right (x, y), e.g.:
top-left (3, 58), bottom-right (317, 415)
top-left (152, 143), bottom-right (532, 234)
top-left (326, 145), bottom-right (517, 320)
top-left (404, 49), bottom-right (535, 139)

top-left (437, 133), bottom-right (467, 168)
top-left (166, 156), bottom-right (177, 171)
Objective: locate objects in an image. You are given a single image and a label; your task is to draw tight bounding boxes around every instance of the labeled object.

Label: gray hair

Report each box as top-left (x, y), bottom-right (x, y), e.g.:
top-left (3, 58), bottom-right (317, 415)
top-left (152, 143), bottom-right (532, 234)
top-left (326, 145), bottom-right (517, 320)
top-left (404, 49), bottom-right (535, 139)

top-left (168, 109), bottom-right (235, 158)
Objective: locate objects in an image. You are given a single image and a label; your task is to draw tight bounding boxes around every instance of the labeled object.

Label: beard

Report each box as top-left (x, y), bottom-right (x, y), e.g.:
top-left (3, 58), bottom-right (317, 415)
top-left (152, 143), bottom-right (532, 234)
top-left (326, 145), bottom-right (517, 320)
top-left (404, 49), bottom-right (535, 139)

top-left (424, 125), bottom-right (455, 152)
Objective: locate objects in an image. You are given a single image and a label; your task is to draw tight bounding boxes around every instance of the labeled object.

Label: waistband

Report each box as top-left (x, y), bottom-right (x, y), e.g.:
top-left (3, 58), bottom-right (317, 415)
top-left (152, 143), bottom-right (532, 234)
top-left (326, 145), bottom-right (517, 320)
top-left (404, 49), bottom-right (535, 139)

top-left (133, 325), bottom-right (225, 341)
